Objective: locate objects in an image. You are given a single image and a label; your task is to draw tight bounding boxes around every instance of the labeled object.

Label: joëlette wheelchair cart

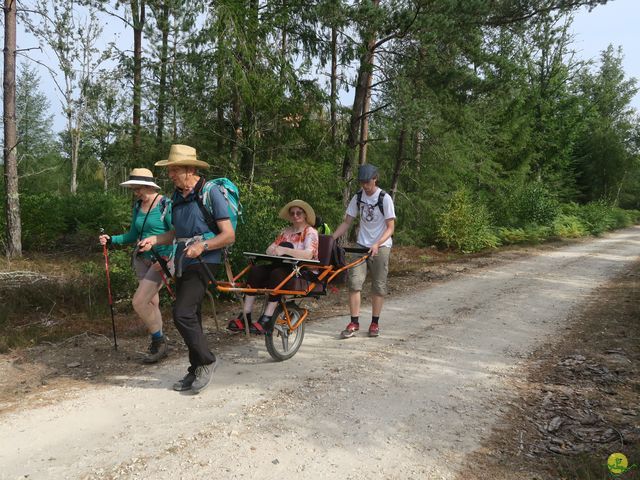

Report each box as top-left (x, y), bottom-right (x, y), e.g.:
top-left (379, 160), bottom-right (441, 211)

top-left (214, 235), bottom-right (369, 361)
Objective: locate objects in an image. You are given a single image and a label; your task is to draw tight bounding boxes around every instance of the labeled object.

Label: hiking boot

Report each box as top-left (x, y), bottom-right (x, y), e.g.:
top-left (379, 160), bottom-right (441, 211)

top-left (340, 322), bottom-right (360, 338)
top-left (173, 372), bottom-right (196, 392)
top-left (191, 358), bottom-right (220, 394)
top-left (142, 336), bottom-right (168, 364)
top-left (368, 323), bottom-right (379, 337)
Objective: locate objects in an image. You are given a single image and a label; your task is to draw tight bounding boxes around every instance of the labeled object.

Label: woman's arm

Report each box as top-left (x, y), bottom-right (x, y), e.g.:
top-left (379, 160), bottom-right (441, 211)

top-left (273, 227), bottom-right (318, 260)
top-left (265, 233), bottom-right (283, 256)
top-left (138, 230), bottom-right (176, 252)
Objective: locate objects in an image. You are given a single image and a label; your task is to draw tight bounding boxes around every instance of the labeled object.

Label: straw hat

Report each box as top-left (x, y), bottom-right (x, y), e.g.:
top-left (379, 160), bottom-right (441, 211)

top-left (154, 144), bottom-right (210, 169)
top-left (120, 168), bottom-right (161, 189)
top-left (279, 199), bottom-right (316, 226)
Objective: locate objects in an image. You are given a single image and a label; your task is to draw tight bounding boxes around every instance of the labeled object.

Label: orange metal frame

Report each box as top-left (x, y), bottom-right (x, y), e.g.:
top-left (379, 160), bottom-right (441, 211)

top-left (215, 253), bottom-right (369, 332)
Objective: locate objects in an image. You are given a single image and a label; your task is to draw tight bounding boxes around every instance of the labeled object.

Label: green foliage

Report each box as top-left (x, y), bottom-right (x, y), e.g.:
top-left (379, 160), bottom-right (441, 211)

top-left (562, 201), bottom-right (628, 236)
top-left (497, 227), bottom-right (527, 244)
top-left (267, 158), bottom-right (345, 230)
top-left (523, 224), bottom-right (553, 244)
top-left (498, 224), bottom-right (553, 244)
top-left (227, 183), bottom-right (282, 266)
top-left (552, 214), bottom-right (587, 238)
top-left (494, 183), bottom-right (560, 227)
top-left (80, 250), bottom-right (138, 305)
top-left (609, 207), bottom-right (635, 229)
top-left (14, 193), bottom-right (130, 251)
top-left (436, 189), bottom-right (500, 253)
top-left (393, 195), bottom-right (440, 247)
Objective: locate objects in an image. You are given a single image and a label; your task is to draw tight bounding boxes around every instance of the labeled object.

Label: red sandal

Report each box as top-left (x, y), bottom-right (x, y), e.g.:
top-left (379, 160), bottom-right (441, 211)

top-left (227, 315), bottom-right (246, 333)
top-left (250, 315), bottom-right (272, 335)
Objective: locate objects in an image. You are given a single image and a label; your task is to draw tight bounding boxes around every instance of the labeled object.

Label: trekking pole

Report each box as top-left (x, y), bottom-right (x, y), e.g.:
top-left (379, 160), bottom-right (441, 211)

top-left (100, 228), bottom-right (118, 351)
top-left (149, 248), bottom-right (176, 300)
top-left (224, 249), bottom-right (250, 336)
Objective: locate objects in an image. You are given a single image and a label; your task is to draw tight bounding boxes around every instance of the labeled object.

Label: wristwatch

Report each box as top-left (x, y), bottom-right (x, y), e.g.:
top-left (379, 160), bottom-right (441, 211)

top-left (202, 241), bottom-right (209, 251)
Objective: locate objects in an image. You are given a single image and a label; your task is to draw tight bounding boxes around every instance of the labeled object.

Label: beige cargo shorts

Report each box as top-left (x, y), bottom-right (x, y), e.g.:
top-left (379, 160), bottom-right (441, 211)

top-left (347, 246), bottom-right (391, 296)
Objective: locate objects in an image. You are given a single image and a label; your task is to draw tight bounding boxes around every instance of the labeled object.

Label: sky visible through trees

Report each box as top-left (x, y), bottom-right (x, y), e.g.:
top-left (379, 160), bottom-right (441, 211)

top-left (3, 0), bottom-right (640, 260)
top-left (16, 0), bottom-right (640, 133)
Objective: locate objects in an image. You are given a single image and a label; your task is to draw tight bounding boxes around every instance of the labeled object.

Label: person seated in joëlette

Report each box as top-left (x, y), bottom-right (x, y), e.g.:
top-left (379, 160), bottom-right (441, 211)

top-left (228, 200), bottom-right (319, 334)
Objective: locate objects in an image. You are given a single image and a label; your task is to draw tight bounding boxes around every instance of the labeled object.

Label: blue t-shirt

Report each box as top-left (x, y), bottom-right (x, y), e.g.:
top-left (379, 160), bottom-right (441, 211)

top-left (172, 177), bottom-right (230, 266)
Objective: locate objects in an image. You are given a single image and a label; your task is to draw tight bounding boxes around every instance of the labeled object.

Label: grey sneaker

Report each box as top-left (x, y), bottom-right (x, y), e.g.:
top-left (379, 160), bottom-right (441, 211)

top-left (173, 372), bottom-right (196, 392)
top-left (142, 336), bottom-right (169, 364)
top-left (191, 358), bottom-right (219, 394)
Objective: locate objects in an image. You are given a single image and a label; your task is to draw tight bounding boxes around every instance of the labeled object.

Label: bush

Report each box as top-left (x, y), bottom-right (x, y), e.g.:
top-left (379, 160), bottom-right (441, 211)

top-left (563, 201), bottom-right (617, 236)
top-left (437, 189), bottom-right (500, 253)
top-left (5, 192), bottom-right (131, 251)
top-left (494, 183), bottom-right (559, 227)
top-left (524, 224), bottom-right (552, 243)
top-left (497, 227), bottom-right (527, 245)
top-left (552, 215), bottom-right (587, 238)
top-left (498, 224), bottom-right (554, 244)
top-left (394, 195), bottom-right (440, 246)
top-left (228, 183), bottom-right (283, 266)
top-left (610, 207), bottom-right (634, 229)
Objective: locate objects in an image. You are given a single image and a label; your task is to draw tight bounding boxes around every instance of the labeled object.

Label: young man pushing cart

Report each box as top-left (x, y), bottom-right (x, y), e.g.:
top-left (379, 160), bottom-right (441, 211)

top-left (332, 164), bottom-right (396, 338)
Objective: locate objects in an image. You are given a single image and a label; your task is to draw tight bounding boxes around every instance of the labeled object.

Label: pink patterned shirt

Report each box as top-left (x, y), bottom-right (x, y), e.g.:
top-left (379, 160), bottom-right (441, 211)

top-left (270, 226), bottom-right (319, 260)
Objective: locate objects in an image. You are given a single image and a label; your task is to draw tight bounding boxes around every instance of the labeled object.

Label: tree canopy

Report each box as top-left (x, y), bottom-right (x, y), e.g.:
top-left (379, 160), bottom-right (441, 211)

top-left (3, 0), bottom-right (639, 256)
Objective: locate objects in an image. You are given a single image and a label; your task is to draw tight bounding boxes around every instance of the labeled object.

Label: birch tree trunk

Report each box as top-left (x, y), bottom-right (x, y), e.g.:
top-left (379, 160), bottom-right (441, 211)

top-left (155, 0), bottom-right (169, 147)
top-left (390, 126), bottom-right (406, 200)
top-left (132, 0), bottom-right (145, 157)
top-left (357, 49), bottom-right (374, 166)
top-left (3, 0), bottom-right (22, 257)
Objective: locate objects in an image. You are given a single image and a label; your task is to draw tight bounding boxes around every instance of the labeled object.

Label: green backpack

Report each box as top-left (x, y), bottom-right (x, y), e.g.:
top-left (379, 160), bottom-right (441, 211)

top-left (197, 177), bottom-right (243, 234)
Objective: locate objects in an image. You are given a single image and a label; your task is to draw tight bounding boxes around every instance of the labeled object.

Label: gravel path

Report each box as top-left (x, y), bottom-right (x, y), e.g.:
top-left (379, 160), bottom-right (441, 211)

top-left (2, 227), bottom-right (639, 480)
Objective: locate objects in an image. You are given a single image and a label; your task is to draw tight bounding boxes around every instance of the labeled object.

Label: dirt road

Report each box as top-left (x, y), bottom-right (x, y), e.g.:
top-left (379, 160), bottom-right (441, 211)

top-left (2, 228), bottom-right (639, 480)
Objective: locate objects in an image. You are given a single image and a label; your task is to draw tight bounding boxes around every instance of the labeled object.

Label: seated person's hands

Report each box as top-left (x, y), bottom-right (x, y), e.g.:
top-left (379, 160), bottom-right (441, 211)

top-left (267, 241), bottom-right (294, 257)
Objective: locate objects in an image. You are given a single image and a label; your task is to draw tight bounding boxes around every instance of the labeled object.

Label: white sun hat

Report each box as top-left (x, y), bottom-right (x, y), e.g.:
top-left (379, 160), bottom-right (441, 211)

top-left (120, 168), bottom-right (161, 189)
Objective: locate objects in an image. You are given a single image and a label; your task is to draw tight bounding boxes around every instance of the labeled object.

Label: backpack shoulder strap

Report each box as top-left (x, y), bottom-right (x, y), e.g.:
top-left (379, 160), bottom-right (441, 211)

top-left (158, 196), bottom-right (170, 224)
top-left (377, 190), bottom-right (386, 215)
top-left (196, 179), bottom-right (220, 235)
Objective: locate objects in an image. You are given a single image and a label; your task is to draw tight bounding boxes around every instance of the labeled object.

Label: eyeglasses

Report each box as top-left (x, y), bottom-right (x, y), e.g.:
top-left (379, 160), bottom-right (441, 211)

top-left (289, 209), bottom-right (305, 217)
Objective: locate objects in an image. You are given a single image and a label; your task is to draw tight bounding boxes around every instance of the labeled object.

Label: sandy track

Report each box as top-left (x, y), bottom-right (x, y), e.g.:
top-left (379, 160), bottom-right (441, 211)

top-left (2, 227), bottom-right (639, 480)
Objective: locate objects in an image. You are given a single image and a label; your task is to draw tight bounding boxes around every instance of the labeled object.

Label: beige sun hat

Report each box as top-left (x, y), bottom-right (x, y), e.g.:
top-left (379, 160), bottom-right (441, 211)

top-left (120, 168), bottom-right (161, 189)
top-left (154, 144), bottom-right (210, 169)
top-left (278, 199), bottom-right (316, 226)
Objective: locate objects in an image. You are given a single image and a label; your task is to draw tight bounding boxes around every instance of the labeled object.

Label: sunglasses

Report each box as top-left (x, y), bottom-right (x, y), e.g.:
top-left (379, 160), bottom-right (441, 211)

top-left (289, 209), bottom-right (306, 217)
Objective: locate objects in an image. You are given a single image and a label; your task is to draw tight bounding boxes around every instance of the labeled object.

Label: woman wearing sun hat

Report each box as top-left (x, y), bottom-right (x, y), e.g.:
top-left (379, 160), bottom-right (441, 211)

top-left (227, 199), bottom-right (319, 334)
top-left (99, 168), bottom-right (175, 364)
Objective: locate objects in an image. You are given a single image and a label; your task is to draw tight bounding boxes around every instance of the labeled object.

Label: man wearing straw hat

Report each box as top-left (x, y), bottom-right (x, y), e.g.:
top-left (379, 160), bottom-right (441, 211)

top-left (139, 145), bottom-right (235, 394)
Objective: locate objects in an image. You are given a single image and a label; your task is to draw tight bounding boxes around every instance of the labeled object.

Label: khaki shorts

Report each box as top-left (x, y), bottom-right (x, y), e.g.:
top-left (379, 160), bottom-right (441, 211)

top-left (133, 256), bottom-right (173, 284)
top-left (347, 246), bottom-right (391, 296)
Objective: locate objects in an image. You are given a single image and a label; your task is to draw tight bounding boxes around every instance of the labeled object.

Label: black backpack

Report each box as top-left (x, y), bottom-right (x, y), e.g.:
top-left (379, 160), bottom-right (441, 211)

top-left (329, 238), bottom-right (347, 284)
